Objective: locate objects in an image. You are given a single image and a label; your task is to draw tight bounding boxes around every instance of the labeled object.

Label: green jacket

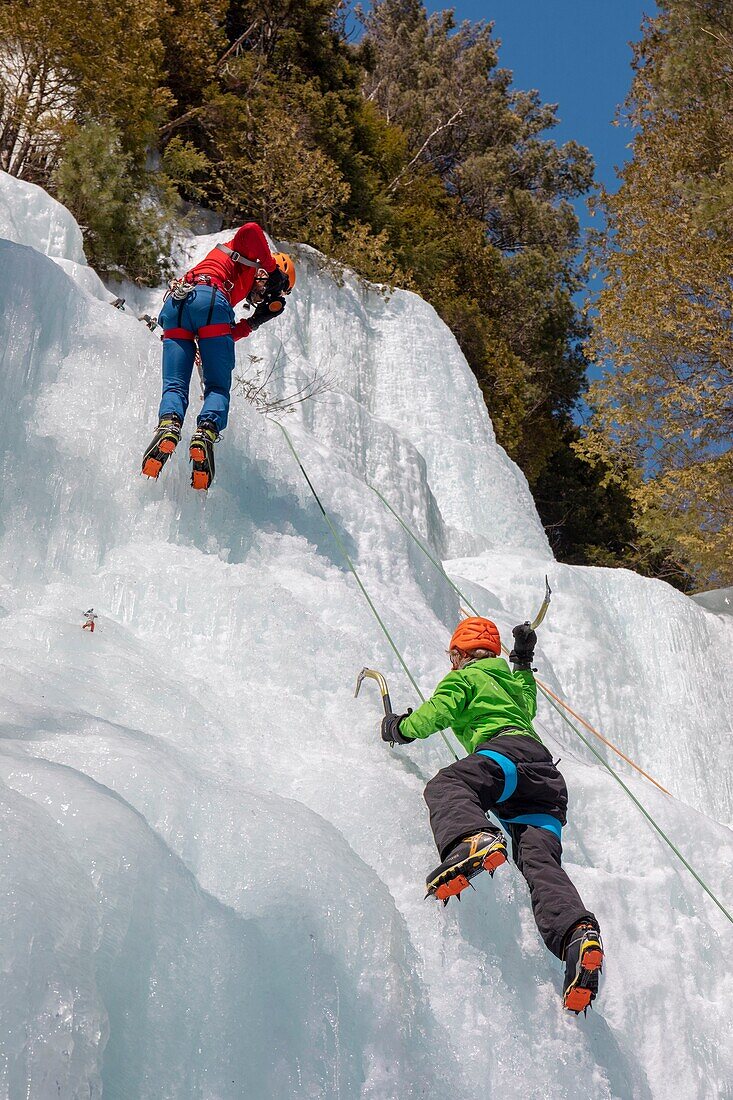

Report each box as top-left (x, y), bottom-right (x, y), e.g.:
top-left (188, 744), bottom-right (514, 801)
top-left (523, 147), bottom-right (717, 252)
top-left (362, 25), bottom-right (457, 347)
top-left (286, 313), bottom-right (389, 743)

top-left (400, 656), bottom-right (541, 755)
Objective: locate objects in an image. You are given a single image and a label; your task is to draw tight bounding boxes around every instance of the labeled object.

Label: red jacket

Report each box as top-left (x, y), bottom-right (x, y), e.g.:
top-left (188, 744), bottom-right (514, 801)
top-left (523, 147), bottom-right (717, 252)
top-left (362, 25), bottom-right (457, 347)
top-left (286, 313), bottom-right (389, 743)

top-left (189, 223), bottom-right (276, 339)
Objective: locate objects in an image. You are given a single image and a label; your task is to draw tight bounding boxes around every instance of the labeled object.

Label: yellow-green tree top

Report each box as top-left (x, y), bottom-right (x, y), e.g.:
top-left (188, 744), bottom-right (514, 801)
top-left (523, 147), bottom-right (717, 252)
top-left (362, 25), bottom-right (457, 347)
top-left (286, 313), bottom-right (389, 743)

top-left (581, 0), bottom-right (733, 589)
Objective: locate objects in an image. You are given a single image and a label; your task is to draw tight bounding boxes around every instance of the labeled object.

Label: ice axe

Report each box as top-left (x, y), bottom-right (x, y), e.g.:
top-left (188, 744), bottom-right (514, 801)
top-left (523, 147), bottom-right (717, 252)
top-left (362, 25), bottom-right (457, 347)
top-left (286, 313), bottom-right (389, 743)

top-left (460, 576), bottom-right (552, 640)
top-left (529, 575), bottom-right (552, 631)
top-left (354, 667), bottom-right (394, 717)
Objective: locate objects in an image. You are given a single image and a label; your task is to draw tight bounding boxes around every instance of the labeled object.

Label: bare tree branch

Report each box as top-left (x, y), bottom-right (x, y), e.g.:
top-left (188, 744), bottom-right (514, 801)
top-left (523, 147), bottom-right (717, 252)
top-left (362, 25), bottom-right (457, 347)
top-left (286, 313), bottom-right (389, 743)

top-left (387, 108), bottom-right (463, 193)
top-left (217, 20), bottom-right (260, 69)
top-left (232, 341), bottom-right (334, 417)
top-left (159, 104), bottom-right (205, 138)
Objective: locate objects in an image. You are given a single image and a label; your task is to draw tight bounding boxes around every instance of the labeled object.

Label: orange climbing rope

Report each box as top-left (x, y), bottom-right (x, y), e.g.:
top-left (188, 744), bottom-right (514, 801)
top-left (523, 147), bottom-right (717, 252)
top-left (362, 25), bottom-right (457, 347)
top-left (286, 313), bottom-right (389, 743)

top-left (533, 680), bottom-right (671, 796)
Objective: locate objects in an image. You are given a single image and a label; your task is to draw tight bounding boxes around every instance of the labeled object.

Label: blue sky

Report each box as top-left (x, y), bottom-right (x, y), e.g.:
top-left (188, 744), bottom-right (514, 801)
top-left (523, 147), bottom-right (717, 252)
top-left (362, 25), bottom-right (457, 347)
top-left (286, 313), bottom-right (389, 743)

top-left (421, 1), bottom-right (658, 388)
top-left (424, 0), bottom-right (658, 207)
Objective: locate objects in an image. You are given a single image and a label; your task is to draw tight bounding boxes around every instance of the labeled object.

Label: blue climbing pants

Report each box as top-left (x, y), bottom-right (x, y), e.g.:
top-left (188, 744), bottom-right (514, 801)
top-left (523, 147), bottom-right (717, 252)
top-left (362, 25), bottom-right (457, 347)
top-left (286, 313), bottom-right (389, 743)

top-left (158, 285), bottom-right (236, 433)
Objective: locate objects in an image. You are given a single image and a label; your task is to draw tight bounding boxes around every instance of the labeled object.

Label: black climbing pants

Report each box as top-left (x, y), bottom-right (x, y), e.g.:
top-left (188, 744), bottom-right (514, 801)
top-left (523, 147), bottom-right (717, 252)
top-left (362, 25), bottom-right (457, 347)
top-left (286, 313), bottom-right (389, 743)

top-left (423, 733), bottom-right (597, 958)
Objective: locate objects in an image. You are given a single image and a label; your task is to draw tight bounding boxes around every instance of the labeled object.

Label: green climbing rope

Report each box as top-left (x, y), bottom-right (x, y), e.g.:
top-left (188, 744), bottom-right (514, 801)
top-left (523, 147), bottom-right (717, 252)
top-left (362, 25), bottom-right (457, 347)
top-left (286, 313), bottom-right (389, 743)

top-left (273, 420), bottom-right (459, 760)
top-left (540, 688), bottom-right (733, 924)
top-left (366, 480), bottom-right (733, 926)
top-left (272, 419), bottom-right (731, 926)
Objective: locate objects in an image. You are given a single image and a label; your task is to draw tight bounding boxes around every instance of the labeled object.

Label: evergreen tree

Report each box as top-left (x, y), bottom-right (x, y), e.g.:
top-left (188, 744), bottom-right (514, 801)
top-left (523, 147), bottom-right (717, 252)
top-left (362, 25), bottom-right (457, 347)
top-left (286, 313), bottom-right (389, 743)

top-left (357, 0), bottom-right (597, 489)
top-left (581, 0), bottom-right (733, 588)
top-left (359, 0), bottom-right (592, 251)
top-left (0, 0), bottom-right (174, 279)
top-left (55, 124), bottom-right (172, 281)
top-left (0, 0), bottom-right (163, 180)
top-left (0, 0), bottom-right (661, 575)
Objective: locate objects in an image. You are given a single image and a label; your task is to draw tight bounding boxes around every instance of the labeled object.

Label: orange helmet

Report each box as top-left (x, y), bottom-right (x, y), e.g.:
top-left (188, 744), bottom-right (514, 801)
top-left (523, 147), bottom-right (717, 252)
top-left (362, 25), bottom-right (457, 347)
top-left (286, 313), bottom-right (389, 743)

top-left (450, 617), bottom-right (501, 656)
top-left (273, 252), bottom-right (296, 292)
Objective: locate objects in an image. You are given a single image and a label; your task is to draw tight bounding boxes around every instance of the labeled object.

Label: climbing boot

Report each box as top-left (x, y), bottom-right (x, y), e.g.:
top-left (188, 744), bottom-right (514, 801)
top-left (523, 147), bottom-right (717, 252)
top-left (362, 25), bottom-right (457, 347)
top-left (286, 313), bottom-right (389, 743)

top-left (142, 415), bottom-right (182, 479)
top-left (426, 830), bottom-right (507, 905)
top-left (562, 922), bottom-right (604, 1014)
top-left (189, 420), bottom-right (218, 490)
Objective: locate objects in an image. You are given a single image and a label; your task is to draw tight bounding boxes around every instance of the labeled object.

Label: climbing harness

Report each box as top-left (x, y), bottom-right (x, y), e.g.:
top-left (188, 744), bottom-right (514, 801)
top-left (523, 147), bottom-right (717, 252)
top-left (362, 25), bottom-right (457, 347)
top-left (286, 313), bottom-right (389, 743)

top-left (165, 273), bottom-right (234, 304)
top-left (165, 276), bottom-right (196, 303)
top-left (189, 272), bottom-right (234, 296)
top-left (163, 284), bottom-right (233, 343)
top-left (497, 813), bottom-right (562, 840)
top-left (476, 748), bottom-right (519, 802)
top-left (272, 419), bottom-right (732, 927)
top-left (471, 750), bottom-right (564, 837)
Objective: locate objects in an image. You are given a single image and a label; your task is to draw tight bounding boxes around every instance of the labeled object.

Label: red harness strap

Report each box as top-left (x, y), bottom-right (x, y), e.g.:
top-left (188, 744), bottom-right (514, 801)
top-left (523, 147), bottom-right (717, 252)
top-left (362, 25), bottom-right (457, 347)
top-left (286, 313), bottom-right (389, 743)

top-left (163, 285), bottom-right (233, 341)
top-left (163, 327), bottom-right (195, 340)
top-left (198, 322), bottom-right (233, 339)
top-left (163, 324), bottom-right (232, 341)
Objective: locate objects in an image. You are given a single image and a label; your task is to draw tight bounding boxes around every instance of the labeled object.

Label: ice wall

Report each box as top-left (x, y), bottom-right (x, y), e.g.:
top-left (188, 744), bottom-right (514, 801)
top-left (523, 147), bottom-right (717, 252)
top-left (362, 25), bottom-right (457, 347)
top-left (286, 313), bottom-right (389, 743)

top-left (0, 172), bottom-right (731, 1100)
top-left (0, 171), bottom-right (111, 303)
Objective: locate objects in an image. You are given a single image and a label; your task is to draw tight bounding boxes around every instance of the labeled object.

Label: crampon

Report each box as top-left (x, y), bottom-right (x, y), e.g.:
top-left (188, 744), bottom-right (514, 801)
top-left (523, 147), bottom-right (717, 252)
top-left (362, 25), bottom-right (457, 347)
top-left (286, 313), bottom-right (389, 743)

top-left (563, 923), bottom-right (604, 1015)
top-left (189, 421), bottom-right (218, 491)
top-left (142, 416), bottom-right (181, 479)
top-left (426, 831), bottom-right (508, 905)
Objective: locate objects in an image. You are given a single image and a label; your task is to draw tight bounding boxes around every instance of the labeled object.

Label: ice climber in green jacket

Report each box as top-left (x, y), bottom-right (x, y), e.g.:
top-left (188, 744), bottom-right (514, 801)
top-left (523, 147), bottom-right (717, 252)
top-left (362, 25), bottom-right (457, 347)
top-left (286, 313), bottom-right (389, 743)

top-left (380, 615), bottom-right (604, 1014)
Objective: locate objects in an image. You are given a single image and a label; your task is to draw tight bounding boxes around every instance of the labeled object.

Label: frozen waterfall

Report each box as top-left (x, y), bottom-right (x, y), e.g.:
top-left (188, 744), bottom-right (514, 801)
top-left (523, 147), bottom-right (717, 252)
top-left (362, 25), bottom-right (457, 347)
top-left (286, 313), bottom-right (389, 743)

top-left (0, 171), bottom-right (731, 1099)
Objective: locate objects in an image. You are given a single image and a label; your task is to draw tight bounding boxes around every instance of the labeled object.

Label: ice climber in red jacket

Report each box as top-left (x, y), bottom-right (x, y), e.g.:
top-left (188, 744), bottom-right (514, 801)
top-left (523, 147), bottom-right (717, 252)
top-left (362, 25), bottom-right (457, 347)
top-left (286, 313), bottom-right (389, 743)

top-left (142, 222), bottom-right (296, 490)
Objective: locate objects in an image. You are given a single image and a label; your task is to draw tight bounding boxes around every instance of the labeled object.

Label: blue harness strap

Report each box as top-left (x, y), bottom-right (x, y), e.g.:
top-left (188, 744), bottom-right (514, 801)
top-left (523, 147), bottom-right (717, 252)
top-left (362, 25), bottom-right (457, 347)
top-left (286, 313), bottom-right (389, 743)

top-left (476, 748), bottom-right (563, 838)
top-left (476, 749), bottom-right (518, 803)
top-left (497, 813), bottom-right (563, 840)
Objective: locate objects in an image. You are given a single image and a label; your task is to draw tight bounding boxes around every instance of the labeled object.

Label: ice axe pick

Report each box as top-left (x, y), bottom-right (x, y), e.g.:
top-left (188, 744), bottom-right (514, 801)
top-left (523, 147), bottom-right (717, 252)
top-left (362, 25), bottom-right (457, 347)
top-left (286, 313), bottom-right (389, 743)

top-left (529, 575), bottom-right (552, 631)
top-left (354, 667), bottom-right (394, 717)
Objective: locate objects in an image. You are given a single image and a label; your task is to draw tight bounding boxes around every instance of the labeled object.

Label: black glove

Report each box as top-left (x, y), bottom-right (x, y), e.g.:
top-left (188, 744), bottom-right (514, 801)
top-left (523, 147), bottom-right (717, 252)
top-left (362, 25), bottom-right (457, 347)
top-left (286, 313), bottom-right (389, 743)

top-left (509, 622), bottom-right (537, 669)
top-left (247, 297), bottom-right (286, 332)
top-left (381, 710), bottom-right (414, 745)
top-left (264, 266), bottom-right (289, 301)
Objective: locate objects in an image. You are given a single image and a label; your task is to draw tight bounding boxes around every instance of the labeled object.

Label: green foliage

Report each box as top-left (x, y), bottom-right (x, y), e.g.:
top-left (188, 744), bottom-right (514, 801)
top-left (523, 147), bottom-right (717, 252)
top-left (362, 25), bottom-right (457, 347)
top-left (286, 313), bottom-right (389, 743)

top-left (534, 424), bottom-right (694, 589)
top-left (582, 0), bottom-right (733, 588)
top-left (55, 124), bottom-right (172, 283)
top-left (160, 138), bottom-right (211, 203)
top-left (0, 0), bottom-right (164, 180)
top-left (159, 0), bottom-right (227, 120)
top-left (0, 0), bottom-right (172, 279)
top-left (355, 0), bottom-right (598, 498)
top-left (1, 0), bottom-right (656, 574)
top-left (323, 220), bottom-right (411, 287)
top-left (358, 0), bottom-right (593, 245)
